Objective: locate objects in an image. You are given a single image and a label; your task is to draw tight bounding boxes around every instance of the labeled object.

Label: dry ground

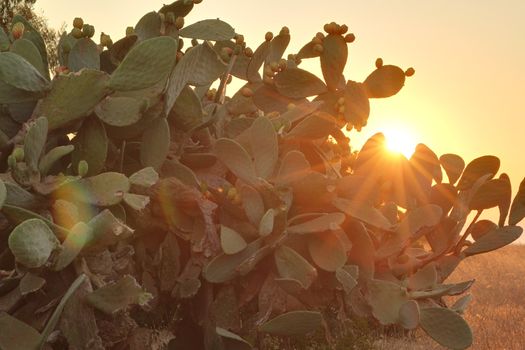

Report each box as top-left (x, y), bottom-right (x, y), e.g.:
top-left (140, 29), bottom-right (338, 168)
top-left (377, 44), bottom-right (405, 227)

top-left (377, 244), bottom-right (525, 350)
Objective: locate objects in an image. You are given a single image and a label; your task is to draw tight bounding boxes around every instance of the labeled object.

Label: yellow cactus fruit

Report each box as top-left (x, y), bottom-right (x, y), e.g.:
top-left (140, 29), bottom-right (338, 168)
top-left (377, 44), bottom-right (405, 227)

top-left (175, 16), bottom-right (185, 30)
top-left (73, 17), bottom-right (84, 30)
top-left (344, 33), bottom-right (356, 43)
top-left (405, 67), bottom-right (415, 77)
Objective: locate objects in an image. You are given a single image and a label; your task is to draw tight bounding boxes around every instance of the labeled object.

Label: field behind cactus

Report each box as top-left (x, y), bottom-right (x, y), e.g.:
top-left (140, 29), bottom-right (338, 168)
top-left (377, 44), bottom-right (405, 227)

top-left (376, 244), bottom-right (525, 350)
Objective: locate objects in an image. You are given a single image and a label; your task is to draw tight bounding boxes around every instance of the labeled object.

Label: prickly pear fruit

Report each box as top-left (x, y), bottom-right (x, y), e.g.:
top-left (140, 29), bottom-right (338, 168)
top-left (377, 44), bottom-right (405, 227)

top-left (126, 26), bottom-right (134, 36)
top-left (71, 27), bottom-right (83, 39)
top-left (82, 24), bottom-right (95, 38)
top-left (265, 31), bottom-right (273, 41)
top-left (100, 32), bottom-right (113, 47)
top-left (7, 155), bottom-right (16, 169)
top-left (175, 16), bottom-right (185, 30)
top-left (344, 33), bottom-right (356, 43)
top-left (405, 67), bottom-right (415, 77)
top-left (13, 147), bottom-right (24, 162)
top-left (73, 17), bottom-right (84, 29)
top-left (11, 22), bottom-right (25, 40)
top-left (78, 160), bottom-right (89, 177)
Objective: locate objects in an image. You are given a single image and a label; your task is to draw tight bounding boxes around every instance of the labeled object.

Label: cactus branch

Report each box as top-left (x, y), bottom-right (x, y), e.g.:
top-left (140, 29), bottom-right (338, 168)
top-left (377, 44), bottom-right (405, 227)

top-left (214, 54), bottom-right (238, 104)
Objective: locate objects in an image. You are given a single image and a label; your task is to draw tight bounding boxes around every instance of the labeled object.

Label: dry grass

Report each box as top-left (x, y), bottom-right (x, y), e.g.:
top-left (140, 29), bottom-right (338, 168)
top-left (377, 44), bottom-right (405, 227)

top-left (377, 244), bottom-right (525, 350)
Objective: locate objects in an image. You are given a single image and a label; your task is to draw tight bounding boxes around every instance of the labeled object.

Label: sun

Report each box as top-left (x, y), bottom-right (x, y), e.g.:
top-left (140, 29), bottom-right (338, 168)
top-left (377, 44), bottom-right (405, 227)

top-left (383, 127), bottom-right (418, 158)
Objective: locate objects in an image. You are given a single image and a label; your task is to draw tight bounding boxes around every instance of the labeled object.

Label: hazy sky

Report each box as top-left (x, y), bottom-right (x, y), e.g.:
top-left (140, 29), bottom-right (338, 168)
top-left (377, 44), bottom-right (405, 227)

top-left (35, 0), bottom-right (525, 237)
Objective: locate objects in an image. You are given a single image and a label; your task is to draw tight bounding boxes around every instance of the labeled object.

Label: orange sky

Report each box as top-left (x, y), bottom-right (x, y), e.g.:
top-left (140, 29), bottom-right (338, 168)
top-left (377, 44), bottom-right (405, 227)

top-left (36, 0), bottom-right (525, 239)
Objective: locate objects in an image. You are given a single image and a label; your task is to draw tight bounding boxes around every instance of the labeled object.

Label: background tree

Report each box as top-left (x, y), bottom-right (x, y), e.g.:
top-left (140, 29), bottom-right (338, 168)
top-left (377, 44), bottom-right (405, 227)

top-left (0, 0), bottom-right (36, 29)
top-left (1, 0), bottom-right (61, 70)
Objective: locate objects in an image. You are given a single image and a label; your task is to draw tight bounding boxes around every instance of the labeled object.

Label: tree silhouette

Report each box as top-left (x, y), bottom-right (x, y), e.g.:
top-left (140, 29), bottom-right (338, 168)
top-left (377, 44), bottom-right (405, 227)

top-left (0, 0), bottom-right (36, 29)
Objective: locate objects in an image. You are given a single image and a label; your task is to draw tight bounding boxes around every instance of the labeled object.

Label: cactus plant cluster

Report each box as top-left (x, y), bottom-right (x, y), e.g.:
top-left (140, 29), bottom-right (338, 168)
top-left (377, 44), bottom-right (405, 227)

top-left (0, 0), bottom-right (523, 349)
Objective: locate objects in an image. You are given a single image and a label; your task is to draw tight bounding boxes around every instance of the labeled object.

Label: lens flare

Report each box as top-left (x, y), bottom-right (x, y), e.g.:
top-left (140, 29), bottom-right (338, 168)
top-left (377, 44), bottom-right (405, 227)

top-left (383, 127), bottom-right (418, 158)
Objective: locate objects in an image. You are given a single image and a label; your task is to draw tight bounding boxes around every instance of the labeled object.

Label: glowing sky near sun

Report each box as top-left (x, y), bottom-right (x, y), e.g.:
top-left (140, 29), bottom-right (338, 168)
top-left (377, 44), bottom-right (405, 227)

top-left (34, 0), bottom-right (525, 239)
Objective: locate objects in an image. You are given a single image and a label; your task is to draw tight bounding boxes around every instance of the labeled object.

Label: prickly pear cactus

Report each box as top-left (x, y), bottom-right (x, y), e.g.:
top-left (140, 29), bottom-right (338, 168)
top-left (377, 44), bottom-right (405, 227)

top-left (0, 1), bottom-right (521, 349)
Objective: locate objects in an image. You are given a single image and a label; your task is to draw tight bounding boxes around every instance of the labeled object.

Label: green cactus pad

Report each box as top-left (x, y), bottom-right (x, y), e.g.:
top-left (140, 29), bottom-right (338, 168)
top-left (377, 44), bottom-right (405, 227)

top-left (85, 209), bottom-right (134, 249)
top-left (333, 197), bottom-right (393, 230)
top-left (38, 145), bottom-right (75, 175)
top-left (168, 85), bottom-right (204, 131)
top-left (266, 30), bottom-right (290, 67)
top-left (308, 232), bottom-right (347, 271)
top-left (286, 111), bottom-right (337, 140)
top-left (109, 34), bottom-right (138, 65)
top-left (464, 225), bottom-right (522, 256)
top-left (320, 34), bottom-right (348, 91)
top-left (345, 220), bottom-right (375, 279)
top-left (469, 177), bottom-right (511, 211)
top-left (250, 116), bottom-right (278, 179)
top-left (287, 213), bottom-right (345, 235)
top-left (259, 310), bottom-right (322, 336)
top-left (246, 41), bottom-right (270, 83)
top-left (420, 307), bottom-right (472, 349)
top-left (363, 64), bottom-right (406, 98)
top-left (159, 0), bottom-right (194, 17)
top-left (440, 153), bottom-right (465, 185)
top-left (57, 32), bottom-right (77, 67)
top-left (71, 117), bottom-right (108, 176)
top-left (10, 38), bottom-right (47, 77)
top-left (164, 42), bottom-right (226, 115)
top-left (365, 279), bottom-right (408, 325)
top-left (510, 177), bottom-right (525, 225)
top-left (335, 267), bottom-right (358, 294)
top-left (8, 218), bottom-right (60, 268)
top-left (129, 167), bottom-right (159, 188)
top-left (52, 222), bottom-right (92, 271)
top-left (408, 263), bottom-right (438, 291)
top-left (0, 312), bottom-right (42, 350)
top-left (240, 185), bottom-right (264, 226)
top-left (457, 155), bottom-right (500, 191)
top-left (220, 225), bottom-right (247, 255)
top-left (95, 96), bottom-right (147, 127)
top-left (86, 275), bottom-right (152, 315)
top-left (0, 179), bottom-right (6, 209)
top-left (273, 67), bottom-right (327, 99)
top-left (108, 36), bottom-right (177, 91)
top-left (203, 238), bottom-right (264, 283)
top-left (13, 15), bottom-right (50, 77)
top-left (297, 41), bottom-right (321, 60)
top-left (123, 193), bottom-right (150, 211)
top-left (23, 117), bottom-right (48, 172)
top-left (68, 38), bottom-right (100, 72)
top-left (258, 209), bottom-right (275, 237)
top-left (179, 19), bottom-right (235, 41)
top-left (214, 138), bottom-right (258, 184)
top-left (140, 117), bottom-right (170, 170)
top-left (0, 52), bottom-right (49, 92)
top-left (134, 11), bottom-right (161, 41)
top-left (344, 80), bottom-right (370, 128)
top-left (38, 69), bottom-right (109, 130)
top-left (275, 245), bottom-right (317, 289)
top-left (56, 172), bottom-right (130, 207)
top-left (216, 327), bottom-right (252, 350)
top-left (399, 300), bottom-right (420, 330)
top-left (0, 28), bottom-right (9, 51)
